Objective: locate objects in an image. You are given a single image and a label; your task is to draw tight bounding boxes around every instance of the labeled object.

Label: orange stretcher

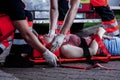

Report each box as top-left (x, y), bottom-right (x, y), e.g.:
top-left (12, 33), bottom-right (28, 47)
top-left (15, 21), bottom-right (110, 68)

top-left (30, 35), bottom-right (120, 70)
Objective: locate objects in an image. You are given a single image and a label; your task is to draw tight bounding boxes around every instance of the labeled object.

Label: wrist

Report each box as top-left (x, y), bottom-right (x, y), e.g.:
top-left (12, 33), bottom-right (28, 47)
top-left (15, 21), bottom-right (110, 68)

top-left (58, 34), bottom-right (65, 38)
top-left (49, 29), bottom-right (55, 36)
top-left (43, 49), bottom-right (49, 55)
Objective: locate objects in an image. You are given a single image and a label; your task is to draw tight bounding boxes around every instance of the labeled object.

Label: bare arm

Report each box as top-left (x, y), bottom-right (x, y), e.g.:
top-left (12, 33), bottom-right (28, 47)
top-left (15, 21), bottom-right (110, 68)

top-left (50, 0), bottom-right (80, 52)
top-left (60, 0), bottom-right (80, 34)
top-left (13, 20), bottom-right (46, 53)
top-left (12, 20), bottom-right (58, 66)
top-left (49, 0), bottom-right (58, 30)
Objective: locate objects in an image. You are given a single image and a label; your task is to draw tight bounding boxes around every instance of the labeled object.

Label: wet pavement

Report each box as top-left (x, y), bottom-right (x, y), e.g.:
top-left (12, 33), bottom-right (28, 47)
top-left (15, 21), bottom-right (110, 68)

top-left (0, 20), bottom-right (120, 80)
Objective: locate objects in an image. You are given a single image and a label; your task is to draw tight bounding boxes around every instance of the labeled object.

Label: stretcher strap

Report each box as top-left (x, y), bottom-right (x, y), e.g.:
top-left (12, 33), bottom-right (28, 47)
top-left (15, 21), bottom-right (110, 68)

top-left (92, 34), bottom-right (111, 62)
top-left (59, 62), bottom-right (116, 70)
top-left (80, 37), bottom-right (93, 64)
top-left (58, 57), bottom-right (116, 70)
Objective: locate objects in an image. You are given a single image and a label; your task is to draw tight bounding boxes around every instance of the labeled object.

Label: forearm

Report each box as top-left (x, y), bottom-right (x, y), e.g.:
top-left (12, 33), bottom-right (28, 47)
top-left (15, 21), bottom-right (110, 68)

top-left (49, 0), bottom-right (58, 30)
top-left (13, 20), bottom-right (46, 53)
top-left (60, 0), bottom-right (80, 34)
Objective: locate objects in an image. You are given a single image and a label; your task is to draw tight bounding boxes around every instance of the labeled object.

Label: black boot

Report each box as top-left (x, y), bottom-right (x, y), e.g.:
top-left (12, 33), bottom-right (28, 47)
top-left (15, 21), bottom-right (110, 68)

top-left (4, 54), bottom-right (34, 68)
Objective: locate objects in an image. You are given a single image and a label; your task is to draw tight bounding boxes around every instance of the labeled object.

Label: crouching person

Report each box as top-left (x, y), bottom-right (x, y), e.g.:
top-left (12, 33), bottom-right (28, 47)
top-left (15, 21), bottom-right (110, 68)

top-left (4, 10), bottom-right (34, 68)
top-left (0, 0), bottom-right (58, 67)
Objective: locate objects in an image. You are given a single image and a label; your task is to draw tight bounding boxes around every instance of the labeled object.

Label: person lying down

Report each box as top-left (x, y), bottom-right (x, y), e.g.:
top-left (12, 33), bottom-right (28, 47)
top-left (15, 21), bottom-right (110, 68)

top-left (43, 27), bottom-right (120, 58)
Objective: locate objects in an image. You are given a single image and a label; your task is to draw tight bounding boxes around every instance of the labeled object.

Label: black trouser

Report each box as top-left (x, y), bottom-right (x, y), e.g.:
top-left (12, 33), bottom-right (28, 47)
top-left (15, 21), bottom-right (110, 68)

top-left (58, 0), bottom-right (69, 21)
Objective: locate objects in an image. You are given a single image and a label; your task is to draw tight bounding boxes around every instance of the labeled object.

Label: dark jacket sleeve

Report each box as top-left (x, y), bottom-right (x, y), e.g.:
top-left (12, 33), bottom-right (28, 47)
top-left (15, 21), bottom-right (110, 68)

top-left (7, 0), bottom-right (26, 20)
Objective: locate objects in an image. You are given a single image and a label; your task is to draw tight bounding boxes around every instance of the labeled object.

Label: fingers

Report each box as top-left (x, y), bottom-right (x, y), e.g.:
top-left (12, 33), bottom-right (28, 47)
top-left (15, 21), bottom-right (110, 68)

top-left (48, 55), bottom-right (58, 67)
top-left (43, 49), bottom-right (58, 67)
top-left (51, 44), bottom-right (60, 52)
top-left (47, 59), bottom-right (57, 67)
top-left (50, 34), bottom-right (65, 52)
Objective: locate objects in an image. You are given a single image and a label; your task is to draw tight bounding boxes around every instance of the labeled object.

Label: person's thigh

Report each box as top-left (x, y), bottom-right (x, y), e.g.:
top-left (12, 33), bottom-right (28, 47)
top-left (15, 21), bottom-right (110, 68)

top-left (61, 44), bottom-right (84, 58)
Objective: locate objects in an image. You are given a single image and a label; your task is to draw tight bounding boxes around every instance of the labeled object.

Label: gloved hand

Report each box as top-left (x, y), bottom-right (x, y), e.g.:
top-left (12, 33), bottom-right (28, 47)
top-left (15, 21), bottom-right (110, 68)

top-left (45, 29), bottom-right (56, 43)
top-left (48, 29), bottom-right (55, 37)
top-left (51, 34), bottom-right (65, 52)
top-left (43, 49), bottom-right (58, 67)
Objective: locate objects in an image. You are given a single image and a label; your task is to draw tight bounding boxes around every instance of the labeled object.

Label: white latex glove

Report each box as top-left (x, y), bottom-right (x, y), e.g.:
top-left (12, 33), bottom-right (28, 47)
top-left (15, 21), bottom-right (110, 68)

top-left (51, 34), bottom-right (65, 52)
top-left (43, 49), bottom-right (58, 67)
top-left (48, 29), bottom-right (55, 37)
top-left (45, 30), bottom-right (56, 43)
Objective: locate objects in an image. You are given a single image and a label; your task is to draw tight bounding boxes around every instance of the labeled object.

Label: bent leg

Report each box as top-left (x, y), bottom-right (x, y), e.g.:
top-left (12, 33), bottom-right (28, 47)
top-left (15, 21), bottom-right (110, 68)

top-left (89, 27), bottom-right (106, 55)
top-left (61, 44), bottom-right (84, 58)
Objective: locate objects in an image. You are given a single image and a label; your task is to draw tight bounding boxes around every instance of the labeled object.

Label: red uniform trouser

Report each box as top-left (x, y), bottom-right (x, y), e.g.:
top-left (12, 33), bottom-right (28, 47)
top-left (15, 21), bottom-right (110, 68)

top-left (0, 15), bottom-right (15, 54)
top-left (56, 21), bottom-right (70, 34)
top-left (91, 0), bottom-right (119, 36)
top-left (0, 12), bottom-right (33, 55)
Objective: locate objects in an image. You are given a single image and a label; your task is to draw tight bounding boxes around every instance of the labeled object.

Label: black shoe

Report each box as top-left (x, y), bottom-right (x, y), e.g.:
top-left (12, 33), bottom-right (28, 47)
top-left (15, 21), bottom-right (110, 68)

top-left (4, 54), bottom-right (34, 68)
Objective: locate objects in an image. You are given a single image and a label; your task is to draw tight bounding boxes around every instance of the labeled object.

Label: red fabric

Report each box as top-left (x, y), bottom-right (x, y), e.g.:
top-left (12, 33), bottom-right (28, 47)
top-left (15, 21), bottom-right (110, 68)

top-left (56, 21), bottom-right (70, 34)
top-left (91, 0), bottom-right (108, 6)
top-left (78, 3), bottom-right (92, 12)
top-left (0, 15), bottom-right (15, 41)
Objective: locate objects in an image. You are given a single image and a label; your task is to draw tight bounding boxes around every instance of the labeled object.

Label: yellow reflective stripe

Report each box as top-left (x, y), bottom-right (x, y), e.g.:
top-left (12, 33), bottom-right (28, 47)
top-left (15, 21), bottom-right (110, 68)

top-left (80, 0), bottom-right (90, 4)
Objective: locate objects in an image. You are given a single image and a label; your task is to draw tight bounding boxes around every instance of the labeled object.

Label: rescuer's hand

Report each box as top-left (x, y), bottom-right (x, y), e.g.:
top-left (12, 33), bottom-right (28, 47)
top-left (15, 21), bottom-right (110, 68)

top-left (43, 49), bottom-right (58, 67)
top-left (44, 30), bottom-right (56, 43)
top-left (48, 29), bottom-right (55, 37)
top-left (51, 34), bottom-right (65, 52)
